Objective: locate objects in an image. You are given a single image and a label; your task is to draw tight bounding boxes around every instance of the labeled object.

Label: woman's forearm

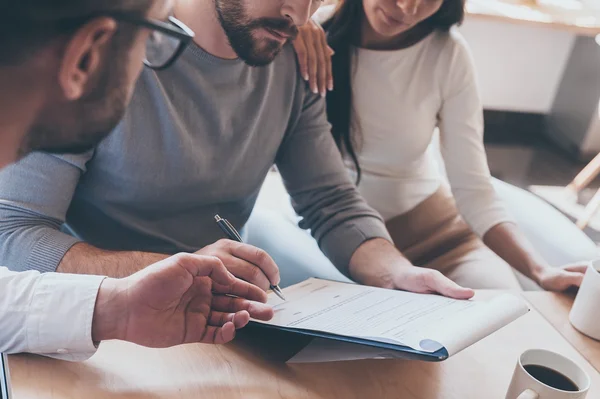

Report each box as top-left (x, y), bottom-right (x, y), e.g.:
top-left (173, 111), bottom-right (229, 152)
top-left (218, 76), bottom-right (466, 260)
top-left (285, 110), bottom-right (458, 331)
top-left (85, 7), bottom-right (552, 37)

top-left (482, 222), bottom-right (547, 283)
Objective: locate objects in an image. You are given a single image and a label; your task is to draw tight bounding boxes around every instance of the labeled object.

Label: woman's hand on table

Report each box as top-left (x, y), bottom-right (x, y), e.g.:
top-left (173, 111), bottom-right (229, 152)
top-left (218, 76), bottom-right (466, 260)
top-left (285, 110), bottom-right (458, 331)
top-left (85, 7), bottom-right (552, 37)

top-left (534, 263), bottom-right (588, 292)
top-left (349, 238), bottom-right (475, 300)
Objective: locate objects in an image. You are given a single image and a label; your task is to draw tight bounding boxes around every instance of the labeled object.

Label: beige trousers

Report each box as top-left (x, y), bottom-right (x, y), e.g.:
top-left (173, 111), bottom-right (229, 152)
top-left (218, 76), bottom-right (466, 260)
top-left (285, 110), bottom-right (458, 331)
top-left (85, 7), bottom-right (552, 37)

top-left (385, 187), bottom-right (522, 290)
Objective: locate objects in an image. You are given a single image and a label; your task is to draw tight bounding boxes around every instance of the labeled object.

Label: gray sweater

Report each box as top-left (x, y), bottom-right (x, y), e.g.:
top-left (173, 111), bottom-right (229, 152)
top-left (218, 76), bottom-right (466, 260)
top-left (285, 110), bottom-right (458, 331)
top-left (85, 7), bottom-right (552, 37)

top-left (0, 44), bottom-right (391, 275)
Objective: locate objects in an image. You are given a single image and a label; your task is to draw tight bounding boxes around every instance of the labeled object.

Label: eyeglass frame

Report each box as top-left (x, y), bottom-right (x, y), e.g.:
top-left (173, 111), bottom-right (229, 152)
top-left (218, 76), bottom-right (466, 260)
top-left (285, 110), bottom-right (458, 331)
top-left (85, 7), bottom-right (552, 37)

top-left (52, 11), bottom-right (194, 71)
top-left (102, 12), bottom-right (195, 70)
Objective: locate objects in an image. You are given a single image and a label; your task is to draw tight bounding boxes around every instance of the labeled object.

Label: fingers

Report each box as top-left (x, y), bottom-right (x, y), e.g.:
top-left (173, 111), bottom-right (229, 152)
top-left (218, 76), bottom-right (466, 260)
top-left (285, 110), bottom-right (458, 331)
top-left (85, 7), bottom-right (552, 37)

top-left (213, 252), bottom-right (270, 291)
top-left (202, 313), bottom-right (255, 344)
top-left (327, 46), bottom-right (334, 92)
top-left (562, 264), bottom-right (590, 274)
top-left (422, 270), bottom-right (475, 300)
top-left (315, 26), bottom-right (329, 97)
top-left (208, 310), bottom-right (250, 328)
top-left (171, 253), bottom-right (234, 287)
top-left (225, 240), bottom-right (281, 288)
top-left (319, 27), bottom-right (334, 93)
top-left (291, 21), bottom-right (330, 96)
top-left (212, 277), bottom-right (268, 303)
top-left (201, 323), bottom-right (236, 345)
top-left (293, 34), bottom-right (309, 81)
top-left (212, 295), bottom-right (274, 321)
top-left (192, 312), bottom-right (251, 345)
top-left (559, 271), bottom-right (585, 289)
top-left (304, 27), bottom-right (319, 95)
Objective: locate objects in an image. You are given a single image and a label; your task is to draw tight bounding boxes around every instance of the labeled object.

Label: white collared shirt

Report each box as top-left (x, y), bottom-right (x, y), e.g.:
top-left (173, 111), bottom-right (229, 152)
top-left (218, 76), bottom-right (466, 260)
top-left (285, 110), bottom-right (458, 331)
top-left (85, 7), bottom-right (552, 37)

top-left (0, 267), bottom-right (105, 361)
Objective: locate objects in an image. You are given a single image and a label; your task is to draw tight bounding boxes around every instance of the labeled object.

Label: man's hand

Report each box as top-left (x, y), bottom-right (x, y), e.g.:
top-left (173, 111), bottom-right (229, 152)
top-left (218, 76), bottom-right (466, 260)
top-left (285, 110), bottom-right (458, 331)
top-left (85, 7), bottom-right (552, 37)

top-left (92, 253), bottom-right (274, 347)
top-left (195, 239), bottom-right (281, 292)
top-left (349, 239), bottom-right (475, 299)
top-left (534, 263), bottom-right (588, 292)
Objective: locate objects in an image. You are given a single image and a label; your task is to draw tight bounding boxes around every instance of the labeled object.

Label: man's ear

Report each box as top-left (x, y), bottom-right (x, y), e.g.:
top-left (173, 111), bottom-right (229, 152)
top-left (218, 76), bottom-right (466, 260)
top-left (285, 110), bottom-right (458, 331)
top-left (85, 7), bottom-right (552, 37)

top-left (58, 17), bottom-right (118, 100)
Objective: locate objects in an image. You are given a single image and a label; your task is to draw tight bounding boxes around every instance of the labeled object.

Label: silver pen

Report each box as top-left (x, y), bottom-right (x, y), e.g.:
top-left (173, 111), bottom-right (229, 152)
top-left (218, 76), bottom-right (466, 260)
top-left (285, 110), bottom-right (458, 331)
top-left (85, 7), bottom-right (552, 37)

top-left (214, 215), bottom-right (286, 301)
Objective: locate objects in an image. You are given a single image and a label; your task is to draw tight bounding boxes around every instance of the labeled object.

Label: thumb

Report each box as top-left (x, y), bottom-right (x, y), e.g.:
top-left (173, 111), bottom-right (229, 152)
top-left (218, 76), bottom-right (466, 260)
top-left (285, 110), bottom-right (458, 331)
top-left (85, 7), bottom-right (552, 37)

top-left (428, 271), bottom-right (474, 300)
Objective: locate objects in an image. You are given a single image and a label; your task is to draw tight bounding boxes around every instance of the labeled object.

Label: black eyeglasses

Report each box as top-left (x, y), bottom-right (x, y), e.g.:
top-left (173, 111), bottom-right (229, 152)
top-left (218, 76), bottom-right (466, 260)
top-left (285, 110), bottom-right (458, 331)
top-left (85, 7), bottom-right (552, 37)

top-left (104, 13), bottom-right (195, 70)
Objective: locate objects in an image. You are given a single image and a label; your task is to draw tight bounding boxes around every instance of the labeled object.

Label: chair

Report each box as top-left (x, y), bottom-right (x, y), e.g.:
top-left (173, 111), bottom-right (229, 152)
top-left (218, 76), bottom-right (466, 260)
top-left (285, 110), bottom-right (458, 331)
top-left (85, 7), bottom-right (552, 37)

top-left (564, 152), bottom-right (600, 229)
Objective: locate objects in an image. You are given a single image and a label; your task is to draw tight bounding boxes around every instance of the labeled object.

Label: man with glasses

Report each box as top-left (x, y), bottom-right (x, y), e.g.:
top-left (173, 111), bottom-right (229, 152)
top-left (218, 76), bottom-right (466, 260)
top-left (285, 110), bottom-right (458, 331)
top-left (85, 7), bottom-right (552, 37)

top-left (0, 0), bottom-right (273, 360)
top-left (0, 0), bottom-right (474, 299)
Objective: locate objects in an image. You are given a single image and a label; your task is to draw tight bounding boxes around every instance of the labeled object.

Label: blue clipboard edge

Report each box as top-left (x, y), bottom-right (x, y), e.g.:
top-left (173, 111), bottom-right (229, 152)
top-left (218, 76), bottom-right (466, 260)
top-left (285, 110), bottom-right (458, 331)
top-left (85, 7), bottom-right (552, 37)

top-left (248, 321), bottom-right (449, 362)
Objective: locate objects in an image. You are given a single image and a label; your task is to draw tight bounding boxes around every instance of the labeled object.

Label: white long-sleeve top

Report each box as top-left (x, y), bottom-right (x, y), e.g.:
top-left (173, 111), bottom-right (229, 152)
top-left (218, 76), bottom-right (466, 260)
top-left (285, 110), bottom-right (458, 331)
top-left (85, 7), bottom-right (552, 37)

top-left (348, 28), bottom-right (513, 236)
top-left (0, 267), bottom-right (104, 361)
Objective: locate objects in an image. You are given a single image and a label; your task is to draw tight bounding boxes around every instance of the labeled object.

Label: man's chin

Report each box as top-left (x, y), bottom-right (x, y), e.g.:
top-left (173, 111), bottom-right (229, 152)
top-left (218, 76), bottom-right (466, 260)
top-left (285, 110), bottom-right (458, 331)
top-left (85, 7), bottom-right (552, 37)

top-left (240, 45), bottom-right (284, 67)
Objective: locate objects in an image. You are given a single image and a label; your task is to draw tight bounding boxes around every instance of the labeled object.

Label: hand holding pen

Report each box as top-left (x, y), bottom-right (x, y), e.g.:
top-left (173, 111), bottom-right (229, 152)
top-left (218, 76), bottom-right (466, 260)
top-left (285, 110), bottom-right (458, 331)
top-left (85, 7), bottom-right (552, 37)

top-left (215, 215), bottom-right (286, 301)
top-left (193, 224), bottom-right (282, 298)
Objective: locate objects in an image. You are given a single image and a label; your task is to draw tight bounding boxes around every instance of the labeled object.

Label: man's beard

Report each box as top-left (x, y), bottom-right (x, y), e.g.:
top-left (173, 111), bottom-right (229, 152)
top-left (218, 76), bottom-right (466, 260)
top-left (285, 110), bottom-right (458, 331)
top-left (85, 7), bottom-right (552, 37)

top-left (20, 51), bottom-right (129, 157)
top-left (215, 0), bottom-right (299, 66)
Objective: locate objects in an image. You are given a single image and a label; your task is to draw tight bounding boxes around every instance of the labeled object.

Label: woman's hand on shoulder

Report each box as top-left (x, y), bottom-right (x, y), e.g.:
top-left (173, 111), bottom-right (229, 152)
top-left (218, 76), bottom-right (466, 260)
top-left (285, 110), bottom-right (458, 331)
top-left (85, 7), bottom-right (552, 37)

top-left (292, 19), bottom-right (334, 97)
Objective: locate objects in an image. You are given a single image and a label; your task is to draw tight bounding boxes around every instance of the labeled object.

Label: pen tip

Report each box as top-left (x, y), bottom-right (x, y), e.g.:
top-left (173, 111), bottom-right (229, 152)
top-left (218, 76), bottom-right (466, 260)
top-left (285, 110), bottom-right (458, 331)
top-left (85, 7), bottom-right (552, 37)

top-left (273, 286), bottom-right (286, 301)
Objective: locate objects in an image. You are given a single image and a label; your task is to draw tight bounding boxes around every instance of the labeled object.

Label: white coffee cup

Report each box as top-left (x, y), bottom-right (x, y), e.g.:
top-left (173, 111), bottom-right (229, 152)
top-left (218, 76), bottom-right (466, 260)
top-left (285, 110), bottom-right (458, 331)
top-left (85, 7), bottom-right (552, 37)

top-left (570, 261), bottom-right (600, 341)
top-left (505, 349), bottom-right (590, 399)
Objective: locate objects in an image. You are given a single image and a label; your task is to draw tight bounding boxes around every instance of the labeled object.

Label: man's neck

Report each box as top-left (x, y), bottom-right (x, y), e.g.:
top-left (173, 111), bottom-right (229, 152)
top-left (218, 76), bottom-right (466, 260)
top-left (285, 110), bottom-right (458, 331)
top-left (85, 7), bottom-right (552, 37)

top-left (0, 71), bottom-right (40, 168)
top-left (174, 0), bottom-right (238, 60)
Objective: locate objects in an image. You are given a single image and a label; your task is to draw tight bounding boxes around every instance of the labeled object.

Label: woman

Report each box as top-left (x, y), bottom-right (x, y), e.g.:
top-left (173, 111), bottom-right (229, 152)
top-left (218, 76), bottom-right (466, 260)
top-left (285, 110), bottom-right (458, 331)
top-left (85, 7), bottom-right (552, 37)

top-left (290, 0), bottom-right (587, 290)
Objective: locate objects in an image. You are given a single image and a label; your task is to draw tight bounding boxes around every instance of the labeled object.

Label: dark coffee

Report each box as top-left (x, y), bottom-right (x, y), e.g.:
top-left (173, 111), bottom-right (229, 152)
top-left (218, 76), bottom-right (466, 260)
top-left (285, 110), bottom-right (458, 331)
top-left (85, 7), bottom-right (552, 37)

top-left (524, 364), bottom-right (579, 392)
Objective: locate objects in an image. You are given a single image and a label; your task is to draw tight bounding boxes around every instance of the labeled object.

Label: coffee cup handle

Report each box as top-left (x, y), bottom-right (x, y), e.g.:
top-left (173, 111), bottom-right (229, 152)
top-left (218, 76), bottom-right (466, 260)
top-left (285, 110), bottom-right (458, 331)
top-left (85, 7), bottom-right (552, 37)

top-left (516, 389), bottom-right (539, 399)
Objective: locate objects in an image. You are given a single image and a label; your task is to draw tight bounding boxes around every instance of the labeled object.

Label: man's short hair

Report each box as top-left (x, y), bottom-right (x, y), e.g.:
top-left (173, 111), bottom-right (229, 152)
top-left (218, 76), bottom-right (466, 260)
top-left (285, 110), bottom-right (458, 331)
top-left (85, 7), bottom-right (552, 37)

top-left (0, 0), bottom-right (153, 65)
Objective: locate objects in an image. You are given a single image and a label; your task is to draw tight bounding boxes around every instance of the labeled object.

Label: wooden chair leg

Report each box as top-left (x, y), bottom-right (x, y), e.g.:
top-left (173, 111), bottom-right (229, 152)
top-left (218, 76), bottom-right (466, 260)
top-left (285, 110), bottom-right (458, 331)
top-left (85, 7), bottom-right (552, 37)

top-left (576, 187), bottom-right (600, 229)
top-left (567, 152), bottom-right (600, 193)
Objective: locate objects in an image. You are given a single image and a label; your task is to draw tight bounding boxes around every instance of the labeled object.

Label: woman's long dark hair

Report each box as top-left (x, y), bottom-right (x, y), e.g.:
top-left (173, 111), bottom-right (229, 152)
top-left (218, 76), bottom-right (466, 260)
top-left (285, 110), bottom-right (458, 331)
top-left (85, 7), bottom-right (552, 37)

top-left (323, 0), bottom-right (466, 184)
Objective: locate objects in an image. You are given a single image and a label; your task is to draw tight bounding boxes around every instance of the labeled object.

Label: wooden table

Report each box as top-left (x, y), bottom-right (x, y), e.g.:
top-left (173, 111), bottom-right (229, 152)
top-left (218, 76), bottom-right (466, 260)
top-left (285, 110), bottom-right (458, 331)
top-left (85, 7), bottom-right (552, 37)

top-left (467, 0), bottom-right (600, 36)
top-left (524, 291), bottom-right (600, 373)
top-left (7, 291), bottom-right (600, 399)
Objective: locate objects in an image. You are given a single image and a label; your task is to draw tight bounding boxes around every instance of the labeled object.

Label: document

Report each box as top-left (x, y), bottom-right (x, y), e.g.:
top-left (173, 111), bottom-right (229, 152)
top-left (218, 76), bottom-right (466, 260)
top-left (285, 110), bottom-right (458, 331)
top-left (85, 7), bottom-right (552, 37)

top-left (254, 278), bottom-right (528, 362)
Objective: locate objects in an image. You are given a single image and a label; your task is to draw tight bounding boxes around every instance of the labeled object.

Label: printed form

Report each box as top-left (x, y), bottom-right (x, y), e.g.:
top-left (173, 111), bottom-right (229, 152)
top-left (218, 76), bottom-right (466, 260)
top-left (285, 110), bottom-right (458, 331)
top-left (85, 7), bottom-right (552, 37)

top-left (255, 278), bottom-right (528, 360)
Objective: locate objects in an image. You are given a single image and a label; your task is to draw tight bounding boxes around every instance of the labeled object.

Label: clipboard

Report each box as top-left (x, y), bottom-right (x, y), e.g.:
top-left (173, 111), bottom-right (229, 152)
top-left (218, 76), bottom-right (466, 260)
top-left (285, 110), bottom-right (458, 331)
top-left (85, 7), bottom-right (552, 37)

top-left (246, 278), bottom-right (528, 364)
top-left (246, 321), bottom-right (449, 362)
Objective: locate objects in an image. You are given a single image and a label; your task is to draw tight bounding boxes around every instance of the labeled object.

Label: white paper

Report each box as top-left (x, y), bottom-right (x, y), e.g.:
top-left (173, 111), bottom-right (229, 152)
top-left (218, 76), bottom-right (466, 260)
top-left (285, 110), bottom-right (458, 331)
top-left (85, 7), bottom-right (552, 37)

top-left (287, 338), bottom-right (410, 364)
top-left (257, 278), bottom-right (528, 361)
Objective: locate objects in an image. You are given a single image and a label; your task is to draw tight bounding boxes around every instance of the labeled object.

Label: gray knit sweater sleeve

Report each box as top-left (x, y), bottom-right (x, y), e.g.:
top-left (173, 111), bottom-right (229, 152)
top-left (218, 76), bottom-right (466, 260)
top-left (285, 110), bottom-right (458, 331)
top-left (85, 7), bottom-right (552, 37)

top-left (276, 88), bottom-right (393, 275)
top-left (0, 152), bottom-right (90, 272)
